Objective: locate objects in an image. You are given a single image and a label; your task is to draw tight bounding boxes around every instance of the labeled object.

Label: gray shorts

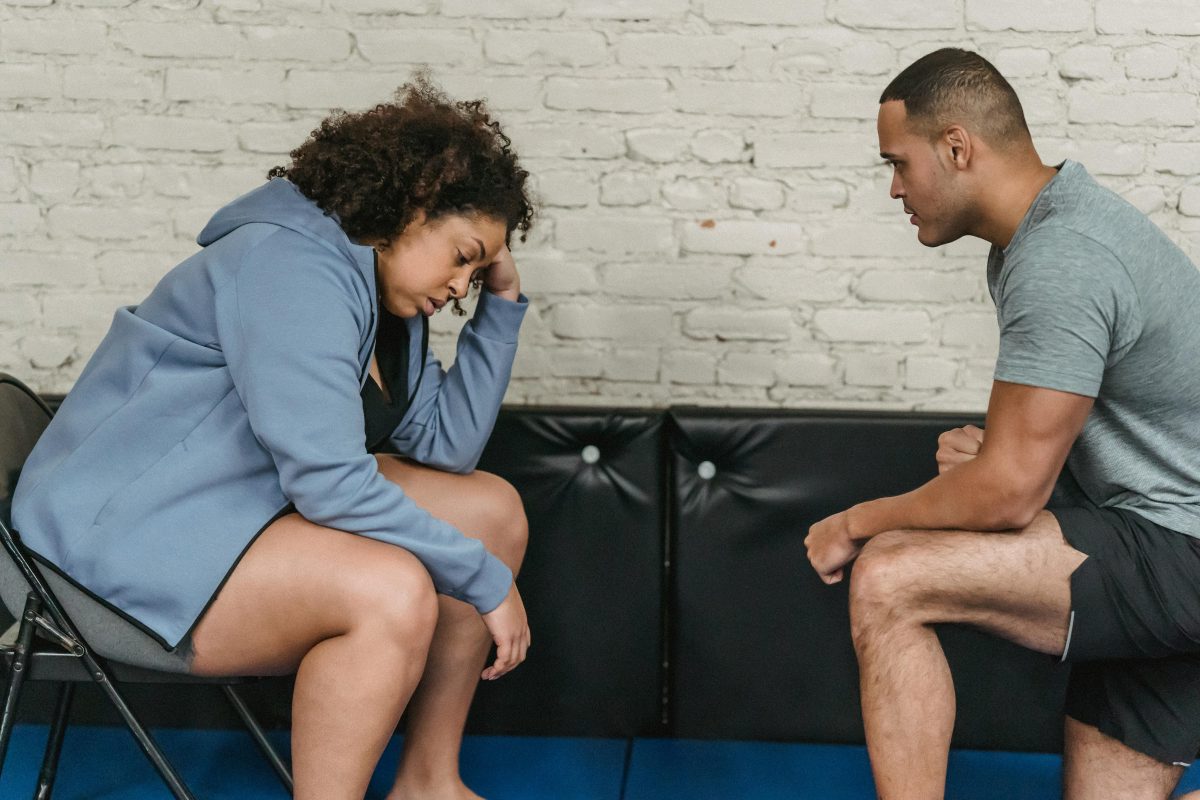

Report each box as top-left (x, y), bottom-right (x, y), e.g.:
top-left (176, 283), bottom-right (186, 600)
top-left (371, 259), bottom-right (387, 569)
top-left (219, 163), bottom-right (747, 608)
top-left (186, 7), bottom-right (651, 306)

top-left (0, 554), bottom-right (193, 674)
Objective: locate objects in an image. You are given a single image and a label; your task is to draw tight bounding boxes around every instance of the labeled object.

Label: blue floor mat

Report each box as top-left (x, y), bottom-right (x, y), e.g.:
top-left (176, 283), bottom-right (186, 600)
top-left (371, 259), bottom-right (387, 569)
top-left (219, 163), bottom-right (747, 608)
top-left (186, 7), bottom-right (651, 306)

top-left (1, 726), bottom-right (294, 799)
top-left (0, 725), bottom-right (626, 800)
top-left (625, 738), bottom-right (1200, 800)
top-left (625, 739), bottom-right (877, 800)
top-left (370, 734), bottom-right (626, 800)
top-left (624, 739), bottom-right (1063, 800)
top-left (6, 725), bottom-right (1200, 799)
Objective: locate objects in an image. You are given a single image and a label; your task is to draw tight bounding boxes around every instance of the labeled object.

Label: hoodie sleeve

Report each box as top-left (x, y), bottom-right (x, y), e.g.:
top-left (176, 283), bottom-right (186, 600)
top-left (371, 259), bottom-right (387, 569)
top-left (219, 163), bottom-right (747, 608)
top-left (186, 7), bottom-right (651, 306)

top-left (390, 289), bottom-right (527, 473)
top-left (213, 228), bottom-right (513, 613)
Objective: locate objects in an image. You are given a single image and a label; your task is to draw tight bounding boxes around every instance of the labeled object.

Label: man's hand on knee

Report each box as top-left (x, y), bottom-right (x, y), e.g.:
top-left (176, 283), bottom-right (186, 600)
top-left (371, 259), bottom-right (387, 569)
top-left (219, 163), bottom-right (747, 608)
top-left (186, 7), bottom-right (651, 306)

top-left (805, 510), bottom-right (863, 585)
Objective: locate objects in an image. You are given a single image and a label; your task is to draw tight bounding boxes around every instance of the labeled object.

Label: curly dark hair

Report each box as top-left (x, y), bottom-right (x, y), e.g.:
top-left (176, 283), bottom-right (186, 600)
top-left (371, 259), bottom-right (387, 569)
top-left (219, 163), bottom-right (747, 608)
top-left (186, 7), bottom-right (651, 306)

top-left (269, 75), bottom-right (535, 250)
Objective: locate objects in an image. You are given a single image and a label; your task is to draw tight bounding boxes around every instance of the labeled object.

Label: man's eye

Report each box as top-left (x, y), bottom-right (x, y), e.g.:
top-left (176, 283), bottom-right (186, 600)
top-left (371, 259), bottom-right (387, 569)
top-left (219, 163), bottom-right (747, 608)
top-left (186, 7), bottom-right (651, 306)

top-left (457, 251), bottom-right (469, 266)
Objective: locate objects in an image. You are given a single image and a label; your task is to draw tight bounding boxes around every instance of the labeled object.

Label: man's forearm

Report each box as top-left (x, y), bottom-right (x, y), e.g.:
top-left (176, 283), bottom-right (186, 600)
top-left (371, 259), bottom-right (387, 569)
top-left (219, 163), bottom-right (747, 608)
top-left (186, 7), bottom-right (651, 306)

top-left (850, 456), bottom-right (1046, 542)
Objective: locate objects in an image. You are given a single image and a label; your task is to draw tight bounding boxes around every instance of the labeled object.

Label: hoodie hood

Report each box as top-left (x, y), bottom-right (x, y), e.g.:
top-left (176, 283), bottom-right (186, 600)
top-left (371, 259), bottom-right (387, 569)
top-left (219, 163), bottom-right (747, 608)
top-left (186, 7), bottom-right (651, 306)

top-left (197, 178), bottom-right (374, 277)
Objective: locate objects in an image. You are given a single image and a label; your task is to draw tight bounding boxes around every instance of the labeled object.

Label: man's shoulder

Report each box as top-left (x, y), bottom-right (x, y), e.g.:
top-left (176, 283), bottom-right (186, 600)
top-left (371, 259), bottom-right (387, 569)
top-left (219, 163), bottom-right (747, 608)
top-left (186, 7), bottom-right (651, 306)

top-left (1024, 165), bottom-right (1163, 260)
top-left (1007, 223), bottom-right (1119, 275)
top-left (996, 224), bottom-right (1135, 317)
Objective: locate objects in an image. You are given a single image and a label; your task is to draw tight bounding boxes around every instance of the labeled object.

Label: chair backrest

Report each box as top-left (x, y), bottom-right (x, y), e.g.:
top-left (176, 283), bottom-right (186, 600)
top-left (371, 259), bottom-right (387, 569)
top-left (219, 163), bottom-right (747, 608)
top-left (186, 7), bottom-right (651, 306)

top-left (0, 374), bottom-right (52, 530)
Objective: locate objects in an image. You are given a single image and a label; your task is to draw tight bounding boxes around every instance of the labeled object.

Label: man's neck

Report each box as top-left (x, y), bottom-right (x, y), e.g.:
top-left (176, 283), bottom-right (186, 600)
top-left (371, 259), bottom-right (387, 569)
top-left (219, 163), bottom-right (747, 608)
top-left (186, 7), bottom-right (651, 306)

top-left (974, 160), bottom-right (1060, 249)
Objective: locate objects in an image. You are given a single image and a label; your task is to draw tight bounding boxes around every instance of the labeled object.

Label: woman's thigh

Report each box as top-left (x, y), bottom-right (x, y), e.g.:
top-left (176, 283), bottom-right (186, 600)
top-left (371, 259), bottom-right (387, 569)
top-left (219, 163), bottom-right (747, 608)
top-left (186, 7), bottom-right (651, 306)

top-left (189, 459), bottom-right (525, 676)
top-left (373, 456), bottom-right (528, 571)
top-left (189, 512), bottom-right (437, 677)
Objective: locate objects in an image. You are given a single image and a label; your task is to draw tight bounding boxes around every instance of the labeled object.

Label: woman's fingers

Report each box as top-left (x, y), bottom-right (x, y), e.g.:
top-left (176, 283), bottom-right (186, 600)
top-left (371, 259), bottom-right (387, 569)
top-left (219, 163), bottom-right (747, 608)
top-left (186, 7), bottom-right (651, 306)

top-left (480, 584), bottom-right (530, 680)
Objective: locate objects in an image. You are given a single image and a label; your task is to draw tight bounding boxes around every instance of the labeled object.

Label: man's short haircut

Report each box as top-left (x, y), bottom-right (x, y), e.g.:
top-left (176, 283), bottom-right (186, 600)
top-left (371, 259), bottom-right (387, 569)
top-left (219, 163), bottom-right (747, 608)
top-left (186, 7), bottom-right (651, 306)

top-left (880, 48), bottom-right (1030, 149)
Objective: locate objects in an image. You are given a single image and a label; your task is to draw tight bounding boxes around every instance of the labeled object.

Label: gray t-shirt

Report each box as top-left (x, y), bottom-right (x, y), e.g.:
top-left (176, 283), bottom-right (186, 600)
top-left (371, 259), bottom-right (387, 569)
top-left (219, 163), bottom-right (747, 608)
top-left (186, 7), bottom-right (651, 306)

top-left (987, 159), bottom-right (1200, 537)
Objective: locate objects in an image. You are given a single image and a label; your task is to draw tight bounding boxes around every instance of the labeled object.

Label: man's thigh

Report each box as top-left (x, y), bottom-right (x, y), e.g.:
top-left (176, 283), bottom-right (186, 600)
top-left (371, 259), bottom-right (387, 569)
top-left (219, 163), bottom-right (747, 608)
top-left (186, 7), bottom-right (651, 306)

top-left (859, 504), bottom-right (1200, 770)
top-left (853, 510), bottom-right (1085, 655)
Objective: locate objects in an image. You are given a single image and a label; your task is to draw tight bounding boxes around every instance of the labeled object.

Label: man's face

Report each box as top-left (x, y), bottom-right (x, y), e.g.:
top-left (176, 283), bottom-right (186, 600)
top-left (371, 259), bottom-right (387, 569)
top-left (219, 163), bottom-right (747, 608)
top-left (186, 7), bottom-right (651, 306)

top-left (877, 100), bottom-right (970, 248)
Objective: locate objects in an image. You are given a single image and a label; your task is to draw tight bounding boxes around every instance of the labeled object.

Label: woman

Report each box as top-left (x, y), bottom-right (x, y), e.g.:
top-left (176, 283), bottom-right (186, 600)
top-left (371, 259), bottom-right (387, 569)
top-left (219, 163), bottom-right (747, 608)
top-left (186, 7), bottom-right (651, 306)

top-left (8, 80), bottom-right (534, 799)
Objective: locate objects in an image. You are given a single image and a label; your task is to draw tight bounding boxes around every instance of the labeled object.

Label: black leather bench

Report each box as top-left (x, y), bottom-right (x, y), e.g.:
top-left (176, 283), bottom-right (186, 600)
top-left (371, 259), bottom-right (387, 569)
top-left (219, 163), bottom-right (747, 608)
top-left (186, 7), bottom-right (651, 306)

top-left (11, 404), bottom-right (1070, 752)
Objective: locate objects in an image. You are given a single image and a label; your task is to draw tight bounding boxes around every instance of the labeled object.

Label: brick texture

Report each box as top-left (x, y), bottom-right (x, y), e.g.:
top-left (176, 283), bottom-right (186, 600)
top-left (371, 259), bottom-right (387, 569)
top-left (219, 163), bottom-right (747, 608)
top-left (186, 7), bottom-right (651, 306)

top-left (1, 1), bottom-right (1194, 410)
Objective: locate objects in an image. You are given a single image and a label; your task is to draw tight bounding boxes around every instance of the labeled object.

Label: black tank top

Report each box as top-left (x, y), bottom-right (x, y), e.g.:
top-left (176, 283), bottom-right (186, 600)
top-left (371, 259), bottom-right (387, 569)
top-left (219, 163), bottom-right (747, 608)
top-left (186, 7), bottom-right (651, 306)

top-left (360, 297), bottom-right (429, 454)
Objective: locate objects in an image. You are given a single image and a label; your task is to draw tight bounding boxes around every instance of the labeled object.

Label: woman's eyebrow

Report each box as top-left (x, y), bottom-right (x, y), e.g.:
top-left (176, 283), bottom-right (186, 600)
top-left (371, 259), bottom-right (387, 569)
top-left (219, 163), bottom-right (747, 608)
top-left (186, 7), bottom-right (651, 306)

top-left (472, 237), bottom-right (487, 261)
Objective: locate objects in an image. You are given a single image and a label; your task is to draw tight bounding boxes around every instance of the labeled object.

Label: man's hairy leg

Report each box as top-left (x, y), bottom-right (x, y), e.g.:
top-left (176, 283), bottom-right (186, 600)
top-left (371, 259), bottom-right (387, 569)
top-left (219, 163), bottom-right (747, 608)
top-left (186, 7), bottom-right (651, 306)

top-left (849, 512), bottom-right (1085, 800)
top-left (1063, 716), bottom-right (1183, 800)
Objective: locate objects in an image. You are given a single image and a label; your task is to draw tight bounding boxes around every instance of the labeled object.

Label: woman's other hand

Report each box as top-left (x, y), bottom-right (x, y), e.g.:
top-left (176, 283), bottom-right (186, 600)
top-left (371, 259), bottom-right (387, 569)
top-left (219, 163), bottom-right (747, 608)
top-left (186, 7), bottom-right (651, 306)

top-left (479, 582), bottom-right (530, 680)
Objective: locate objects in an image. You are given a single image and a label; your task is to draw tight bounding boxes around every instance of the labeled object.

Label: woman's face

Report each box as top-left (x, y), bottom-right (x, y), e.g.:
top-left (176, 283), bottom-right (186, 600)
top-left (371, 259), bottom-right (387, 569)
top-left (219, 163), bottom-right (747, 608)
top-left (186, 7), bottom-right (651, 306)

top-left (375, 211), bottom-right (508, 318)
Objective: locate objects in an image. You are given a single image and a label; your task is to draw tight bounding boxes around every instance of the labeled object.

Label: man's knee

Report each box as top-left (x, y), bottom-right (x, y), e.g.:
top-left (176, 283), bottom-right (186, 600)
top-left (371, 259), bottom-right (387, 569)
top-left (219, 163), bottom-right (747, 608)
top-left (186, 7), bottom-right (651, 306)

top-left (849, 531), bottom-right (918, 641)
top-left (851, 531), bottom-right (912, 598)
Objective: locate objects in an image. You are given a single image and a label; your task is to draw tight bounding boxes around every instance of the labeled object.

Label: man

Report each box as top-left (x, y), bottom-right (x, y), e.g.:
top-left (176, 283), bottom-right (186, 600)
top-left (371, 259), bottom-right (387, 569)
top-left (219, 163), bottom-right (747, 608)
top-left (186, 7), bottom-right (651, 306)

top-left (805, 48), bottom-right (1200, 799)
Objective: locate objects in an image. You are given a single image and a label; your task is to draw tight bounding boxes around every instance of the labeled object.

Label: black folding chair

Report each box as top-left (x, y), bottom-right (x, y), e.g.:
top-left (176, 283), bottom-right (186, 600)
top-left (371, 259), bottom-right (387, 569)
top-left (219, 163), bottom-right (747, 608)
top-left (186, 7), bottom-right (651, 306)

top-left (0, 373), bottom-right (293, 799)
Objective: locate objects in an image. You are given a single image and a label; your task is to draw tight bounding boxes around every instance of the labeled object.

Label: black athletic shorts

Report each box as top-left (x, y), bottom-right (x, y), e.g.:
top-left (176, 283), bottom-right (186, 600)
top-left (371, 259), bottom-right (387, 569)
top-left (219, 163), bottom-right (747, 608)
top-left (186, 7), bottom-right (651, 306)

top-left (1054, 504), bottom-right (1200, 765)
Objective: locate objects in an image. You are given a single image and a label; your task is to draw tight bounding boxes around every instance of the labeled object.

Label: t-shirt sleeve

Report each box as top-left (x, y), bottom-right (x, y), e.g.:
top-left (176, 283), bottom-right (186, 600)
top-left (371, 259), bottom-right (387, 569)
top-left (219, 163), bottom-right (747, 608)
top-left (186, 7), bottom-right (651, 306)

top-left (993, 228), bottom-right (1142, 398)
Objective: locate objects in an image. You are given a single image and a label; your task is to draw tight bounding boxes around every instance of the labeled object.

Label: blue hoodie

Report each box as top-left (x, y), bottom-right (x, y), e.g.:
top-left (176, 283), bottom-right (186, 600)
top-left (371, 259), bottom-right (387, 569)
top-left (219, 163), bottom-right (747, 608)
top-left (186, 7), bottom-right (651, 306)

top-left (12, 179), bottom-right (524, 648)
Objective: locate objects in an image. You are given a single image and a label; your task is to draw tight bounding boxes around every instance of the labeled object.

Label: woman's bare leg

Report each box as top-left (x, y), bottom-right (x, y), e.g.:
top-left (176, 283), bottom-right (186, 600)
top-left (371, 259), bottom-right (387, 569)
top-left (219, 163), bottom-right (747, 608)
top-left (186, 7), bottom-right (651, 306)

top-left (373, 457), bottom-right (529, 800)
top-left (189, 514), bottom-right (440, 800)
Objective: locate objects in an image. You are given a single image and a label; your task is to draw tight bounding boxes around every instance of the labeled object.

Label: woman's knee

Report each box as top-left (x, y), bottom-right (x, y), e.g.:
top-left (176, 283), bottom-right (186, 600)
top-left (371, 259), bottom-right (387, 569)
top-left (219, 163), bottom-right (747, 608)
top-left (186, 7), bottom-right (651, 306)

top-left (470, 471), bottom-right (528, 572)
top-left (343, 546), bottom-right (439, 645)
top-left (374, 457), bottom-right (528, 571)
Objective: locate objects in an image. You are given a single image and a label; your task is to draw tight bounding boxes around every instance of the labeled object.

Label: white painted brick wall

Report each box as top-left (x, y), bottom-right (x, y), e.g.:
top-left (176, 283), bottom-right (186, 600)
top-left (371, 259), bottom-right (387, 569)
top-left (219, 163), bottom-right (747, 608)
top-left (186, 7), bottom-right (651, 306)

top-left (3, 1), bottom-right (1197, 412)
top-left (776, 354), bottom-right (838, 387)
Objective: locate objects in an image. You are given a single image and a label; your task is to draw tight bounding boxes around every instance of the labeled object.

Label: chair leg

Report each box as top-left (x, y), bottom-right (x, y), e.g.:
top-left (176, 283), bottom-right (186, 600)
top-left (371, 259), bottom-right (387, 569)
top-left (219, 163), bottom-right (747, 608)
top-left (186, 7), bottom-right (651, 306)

top-left (0, 593), bottom-right (42, 777)
top-left (82, 652), bottom-right (198, 800)
top-left (32, 682), bottom-right (73, 800)
top-left (222, 684), bottom-right (293, 795)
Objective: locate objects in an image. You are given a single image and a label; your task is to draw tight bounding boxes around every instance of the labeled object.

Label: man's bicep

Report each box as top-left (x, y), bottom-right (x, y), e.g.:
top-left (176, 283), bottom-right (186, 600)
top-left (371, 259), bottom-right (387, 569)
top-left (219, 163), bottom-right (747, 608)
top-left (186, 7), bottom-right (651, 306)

top-left (980, 380), bottom-right (1094, 504)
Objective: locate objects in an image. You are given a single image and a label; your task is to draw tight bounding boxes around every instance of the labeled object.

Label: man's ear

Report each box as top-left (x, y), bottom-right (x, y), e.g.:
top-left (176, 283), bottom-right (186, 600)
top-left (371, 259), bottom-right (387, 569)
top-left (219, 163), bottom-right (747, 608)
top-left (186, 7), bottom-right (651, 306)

top-left (943, 125), bottom-right (972, 170)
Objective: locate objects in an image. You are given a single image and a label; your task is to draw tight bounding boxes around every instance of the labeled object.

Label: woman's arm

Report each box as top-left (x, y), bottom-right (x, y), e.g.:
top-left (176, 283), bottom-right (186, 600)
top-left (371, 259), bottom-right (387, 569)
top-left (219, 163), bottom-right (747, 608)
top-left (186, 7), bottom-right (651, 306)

top-left (214, 229), bottom-right (512, 614)
top-left (390, 248), bottom-right (527, 473)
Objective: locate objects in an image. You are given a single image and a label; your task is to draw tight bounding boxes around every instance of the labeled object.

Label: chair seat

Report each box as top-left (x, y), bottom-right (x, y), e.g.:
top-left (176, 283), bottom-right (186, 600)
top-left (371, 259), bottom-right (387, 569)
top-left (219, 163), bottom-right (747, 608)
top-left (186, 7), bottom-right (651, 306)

top-left (0, 622), bottom-right (264, 685)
